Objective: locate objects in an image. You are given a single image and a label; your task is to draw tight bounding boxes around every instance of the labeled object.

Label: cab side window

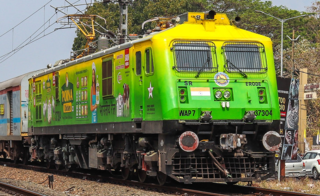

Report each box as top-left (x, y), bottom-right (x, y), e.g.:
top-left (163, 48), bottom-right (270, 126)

top-left (136, 52), bottom-right (141, 75)
top-left (145, 48), bottom-right (154, 74)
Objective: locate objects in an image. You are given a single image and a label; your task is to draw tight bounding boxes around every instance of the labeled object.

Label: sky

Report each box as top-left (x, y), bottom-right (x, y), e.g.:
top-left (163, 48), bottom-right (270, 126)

top-left (0, 0), bottom-right (316, 82)
top-left (263, 0), bottom-right (315, 11)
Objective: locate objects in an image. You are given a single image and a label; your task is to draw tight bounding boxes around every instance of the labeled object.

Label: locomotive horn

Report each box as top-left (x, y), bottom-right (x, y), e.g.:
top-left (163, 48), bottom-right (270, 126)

top-left (207, 10), bottom-right (216, 19)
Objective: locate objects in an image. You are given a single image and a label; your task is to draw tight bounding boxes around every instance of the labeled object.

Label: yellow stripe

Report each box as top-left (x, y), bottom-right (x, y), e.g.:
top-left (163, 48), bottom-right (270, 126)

top-left (190, 87), bottom-right (210, 91)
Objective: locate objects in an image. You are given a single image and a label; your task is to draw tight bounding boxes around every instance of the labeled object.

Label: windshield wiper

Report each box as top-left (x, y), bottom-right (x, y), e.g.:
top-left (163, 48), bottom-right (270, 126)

top-left (195, 57), bottom-right (211, 78)
top-left (226, 60), bottom-right (247, 78)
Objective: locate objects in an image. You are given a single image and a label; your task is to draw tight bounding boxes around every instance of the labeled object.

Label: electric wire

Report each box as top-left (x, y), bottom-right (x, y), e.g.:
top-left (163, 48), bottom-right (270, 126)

top-left (0, 1), bottom-right (87, 64)
top-left (0, 0), bottom-right (52, 39)
top-left (0, 12), bottom-right (57, 60)
top-left (0, 20), bottom-right (60, 63)
top-left (297, 70), bottom-right (320, 77)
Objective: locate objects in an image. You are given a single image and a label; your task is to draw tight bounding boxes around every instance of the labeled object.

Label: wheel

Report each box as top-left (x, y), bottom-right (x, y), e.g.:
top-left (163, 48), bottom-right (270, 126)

top-left (313, 168), bottom-right (319, 180)
top-left (121, 167), bottom-right (130, 180)
top-left (137, 169), bottom-right (147, 183)
top-left (227, 181), bottom-right (238, 185)
top-left (157, 171), bottom-right (167, 186)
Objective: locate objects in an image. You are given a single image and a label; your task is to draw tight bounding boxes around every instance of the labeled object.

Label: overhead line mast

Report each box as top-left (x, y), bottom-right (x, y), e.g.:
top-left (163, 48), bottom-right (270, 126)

top-left (103, 0), bottom-right (131, 44)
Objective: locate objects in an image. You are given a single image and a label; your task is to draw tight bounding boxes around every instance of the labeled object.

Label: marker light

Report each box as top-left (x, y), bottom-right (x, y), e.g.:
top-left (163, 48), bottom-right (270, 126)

top-left (259, 90), bottom-right (264, 95)
top-left (215, 91), bottom-right (222, 99)
top-left (179, 87), bottom-right (188, 103)
top-left (257, 87), bottom-right (267, 104)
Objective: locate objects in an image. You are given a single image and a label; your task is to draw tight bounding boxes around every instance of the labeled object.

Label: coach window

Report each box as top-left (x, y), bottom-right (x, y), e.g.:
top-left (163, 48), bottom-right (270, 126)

top-left (0, 104), bottom-right (4, 115)
top-left (136, 51), bottom-right (141, 75)
top-left (102, 59), bottom-right (113, 97)
top-left (145, 48), bottom-right (154, 75)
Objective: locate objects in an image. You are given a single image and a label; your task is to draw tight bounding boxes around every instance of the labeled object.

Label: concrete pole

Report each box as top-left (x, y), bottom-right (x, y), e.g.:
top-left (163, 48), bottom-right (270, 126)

top-left (299, 68), bottom-right (308, 154)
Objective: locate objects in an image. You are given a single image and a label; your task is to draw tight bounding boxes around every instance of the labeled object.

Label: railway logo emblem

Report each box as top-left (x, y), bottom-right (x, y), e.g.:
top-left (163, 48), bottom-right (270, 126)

top-left (148, 82), bottom-right (154, 98)
top-left (214, 72), bottom-right (229, 87)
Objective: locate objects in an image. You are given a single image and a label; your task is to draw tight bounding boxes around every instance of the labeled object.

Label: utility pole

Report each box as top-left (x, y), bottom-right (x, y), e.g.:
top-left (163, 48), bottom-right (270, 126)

top-left (286, 30), bottom-right (300, 76)
top-left (255, 10), bottom-right (314, 77)
top-left (299, 68), bottom-right (308, 154)
top-left (279, 30), bottom-right (302, 182)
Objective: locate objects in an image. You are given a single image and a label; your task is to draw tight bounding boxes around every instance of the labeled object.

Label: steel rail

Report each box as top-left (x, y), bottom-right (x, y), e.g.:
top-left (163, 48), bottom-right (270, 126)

top-left (0, 181), bottom-right (45, 196)
top-left (0, 159), bottom-right (318, 196)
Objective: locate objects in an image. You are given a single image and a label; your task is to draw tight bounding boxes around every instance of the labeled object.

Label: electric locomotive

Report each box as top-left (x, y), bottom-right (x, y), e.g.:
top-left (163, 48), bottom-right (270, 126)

top-left (1, 11), bottom-right (281, 185)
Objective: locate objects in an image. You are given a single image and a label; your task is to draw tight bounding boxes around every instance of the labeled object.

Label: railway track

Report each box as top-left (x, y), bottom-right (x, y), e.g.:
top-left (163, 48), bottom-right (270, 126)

top-left (0, 181), bottom-right (45, 196)
top-left (0, 160), bottom-right (317, 196)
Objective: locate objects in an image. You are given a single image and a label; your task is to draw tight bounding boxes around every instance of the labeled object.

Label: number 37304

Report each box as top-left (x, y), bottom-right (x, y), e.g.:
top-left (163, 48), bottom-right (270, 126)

top-left (254, 110), bottom-right (272, 116)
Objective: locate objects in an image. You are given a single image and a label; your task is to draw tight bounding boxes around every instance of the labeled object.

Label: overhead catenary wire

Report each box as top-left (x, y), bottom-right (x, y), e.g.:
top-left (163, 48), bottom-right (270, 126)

top-left (0, 0), bottom-right (87, 64)
top-left (0, 12), bottom-right (58, 60)
top-left (0, 0), bottom-right (52, 39)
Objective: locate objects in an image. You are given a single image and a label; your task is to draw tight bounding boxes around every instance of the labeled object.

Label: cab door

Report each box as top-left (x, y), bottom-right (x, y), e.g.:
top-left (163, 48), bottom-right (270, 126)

top-left (132, 47), bottom-right (144, 121)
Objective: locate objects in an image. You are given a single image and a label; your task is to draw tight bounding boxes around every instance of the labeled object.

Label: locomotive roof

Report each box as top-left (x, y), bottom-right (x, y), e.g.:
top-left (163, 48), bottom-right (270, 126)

top-left (32, 34), bottom-right (155, 78)
top-left (0, 69), bottom-right (44, 91)
top-left (33, 13), bottom-right (271, 79)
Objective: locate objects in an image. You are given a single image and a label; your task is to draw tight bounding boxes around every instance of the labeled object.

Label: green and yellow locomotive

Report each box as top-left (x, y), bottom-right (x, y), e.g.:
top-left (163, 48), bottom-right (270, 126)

top-left (26, 11), bottom-right (280, 185)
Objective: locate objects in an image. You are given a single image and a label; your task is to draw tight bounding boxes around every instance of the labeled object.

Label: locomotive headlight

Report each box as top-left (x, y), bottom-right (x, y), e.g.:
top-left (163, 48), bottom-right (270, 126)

top-left (224, 90), bottom-right (231, 99)
top-left (215, 91), bottom-right (222, 99)
top-left (180, 95), bottom-right (186, 103)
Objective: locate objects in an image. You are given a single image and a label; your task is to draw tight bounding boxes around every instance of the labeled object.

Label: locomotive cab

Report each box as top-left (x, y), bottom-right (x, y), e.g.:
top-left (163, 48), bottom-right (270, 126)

top-left (147, 11), bottom-right (280, 184)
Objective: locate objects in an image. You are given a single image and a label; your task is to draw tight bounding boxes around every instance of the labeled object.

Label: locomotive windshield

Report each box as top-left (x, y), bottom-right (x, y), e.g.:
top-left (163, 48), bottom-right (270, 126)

top-left (173, 41), bottom-right (218, 73)
top-left (223, 42), bottom-right (267, 73)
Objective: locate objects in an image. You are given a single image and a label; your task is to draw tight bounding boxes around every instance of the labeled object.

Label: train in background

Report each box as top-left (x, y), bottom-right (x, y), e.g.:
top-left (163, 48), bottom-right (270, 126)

top-left (0, 11), bottom-right (281, 185)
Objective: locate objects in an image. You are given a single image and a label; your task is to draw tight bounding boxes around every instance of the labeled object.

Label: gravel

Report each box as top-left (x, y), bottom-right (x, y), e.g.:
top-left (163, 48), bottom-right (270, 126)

top-left (0, 165), bottom-right (173, 196)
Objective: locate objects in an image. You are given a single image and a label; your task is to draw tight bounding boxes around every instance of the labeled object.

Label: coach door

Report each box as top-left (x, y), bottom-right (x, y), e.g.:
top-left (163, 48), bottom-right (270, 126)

top-left (8, 91), bottom-right (13, 135)
top-left (133, 48), bottom-right (144, 121)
